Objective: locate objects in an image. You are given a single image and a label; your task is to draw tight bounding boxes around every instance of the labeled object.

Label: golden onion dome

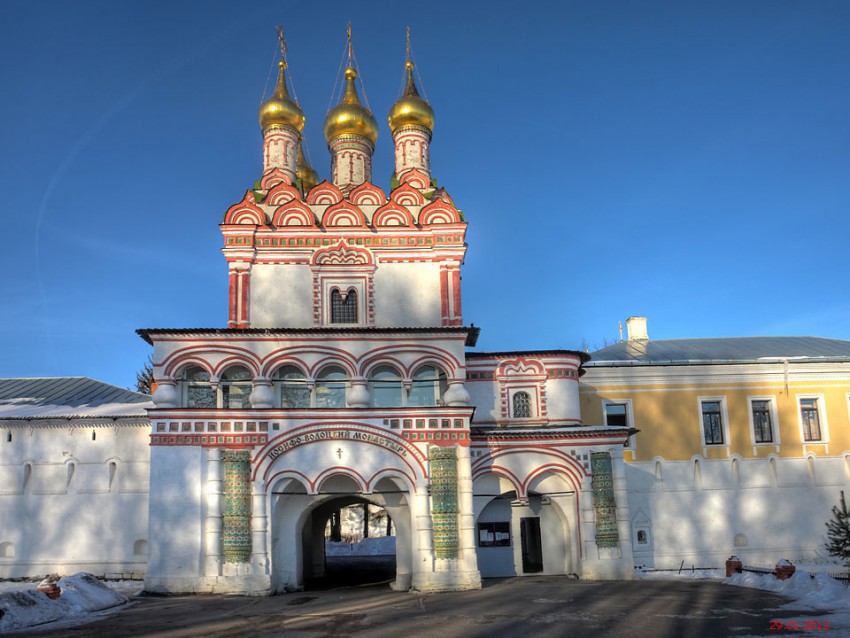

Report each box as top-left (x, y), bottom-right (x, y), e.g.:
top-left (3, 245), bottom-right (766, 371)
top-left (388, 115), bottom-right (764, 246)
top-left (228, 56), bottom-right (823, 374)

top-left (259, 61), bottom-right (305, 132)
top-left (323, 67), bottom-right (378, 145)
top-left (388, 61), bottom-right (434, 135)
top-left (296, 142), bottom-right (319, 192)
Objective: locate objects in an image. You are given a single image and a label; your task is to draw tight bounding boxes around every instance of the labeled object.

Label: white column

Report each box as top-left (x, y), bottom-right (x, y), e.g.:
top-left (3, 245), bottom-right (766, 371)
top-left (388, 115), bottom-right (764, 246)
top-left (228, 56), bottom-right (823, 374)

top-left (205, 448), bottom-right (223, 576)
top-left (456, 445), bottom-right (480, 576)
top-left (251, 485), bottom-right (269, 573)
top-left (412, 478), bottom-right (433, 574)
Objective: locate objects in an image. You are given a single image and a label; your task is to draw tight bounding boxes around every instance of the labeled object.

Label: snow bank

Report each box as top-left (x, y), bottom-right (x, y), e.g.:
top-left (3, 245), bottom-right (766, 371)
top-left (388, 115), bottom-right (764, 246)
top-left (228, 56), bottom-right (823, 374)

top-left (726, 571), bottom-right (849, 612)
top-left (0, 573), bottom-right (129, 633)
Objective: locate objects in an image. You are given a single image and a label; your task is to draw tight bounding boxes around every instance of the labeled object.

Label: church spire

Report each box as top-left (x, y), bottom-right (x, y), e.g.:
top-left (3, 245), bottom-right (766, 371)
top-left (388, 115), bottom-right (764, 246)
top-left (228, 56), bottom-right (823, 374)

top-left (323, 24), bottom-right (378, 189)
top-left (388, 28), bottom-right (434, 181)
top-left (258, 26), bottom-right (305, 180)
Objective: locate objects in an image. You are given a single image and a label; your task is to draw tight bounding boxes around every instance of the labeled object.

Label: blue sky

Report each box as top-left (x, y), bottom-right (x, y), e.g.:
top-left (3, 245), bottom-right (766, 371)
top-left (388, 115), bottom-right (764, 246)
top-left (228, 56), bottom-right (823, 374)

top-left (2, 0), bottom-right (849, 389)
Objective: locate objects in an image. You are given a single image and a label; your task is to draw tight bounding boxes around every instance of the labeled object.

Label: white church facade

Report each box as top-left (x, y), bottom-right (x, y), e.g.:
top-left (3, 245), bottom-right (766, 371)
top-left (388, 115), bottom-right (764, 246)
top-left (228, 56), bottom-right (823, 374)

top-left (134, 33), bottom-right (634, 594)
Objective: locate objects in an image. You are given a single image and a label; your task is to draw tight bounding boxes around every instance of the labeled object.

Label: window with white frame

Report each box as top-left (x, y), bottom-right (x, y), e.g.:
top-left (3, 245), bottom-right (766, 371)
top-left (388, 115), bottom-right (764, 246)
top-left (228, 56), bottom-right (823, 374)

top-left (700, 399), bottom-right (726, 445)
top-left (749, 398), bottom-right (776, 444)
top-left (799, 396), bottom-right (824, 442)
top-left (603, 400), bottom-right (634, 447)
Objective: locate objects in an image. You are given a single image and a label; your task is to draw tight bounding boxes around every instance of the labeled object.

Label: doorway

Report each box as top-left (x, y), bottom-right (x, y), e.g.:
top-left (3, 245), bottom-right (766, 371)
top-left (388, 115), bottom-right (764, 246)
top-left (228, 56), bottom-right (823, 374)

top-left (520, 516), bottom-right (543, 573)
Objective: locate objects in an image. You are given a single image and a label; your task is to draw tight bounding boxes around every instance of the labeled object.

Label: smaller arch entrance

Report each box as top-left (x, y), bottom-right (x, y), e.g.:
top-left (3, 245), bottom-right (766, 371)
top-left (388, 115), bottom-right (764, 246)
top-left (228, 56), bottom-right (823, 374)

top-left (473, 472), bottom-right (578, 578)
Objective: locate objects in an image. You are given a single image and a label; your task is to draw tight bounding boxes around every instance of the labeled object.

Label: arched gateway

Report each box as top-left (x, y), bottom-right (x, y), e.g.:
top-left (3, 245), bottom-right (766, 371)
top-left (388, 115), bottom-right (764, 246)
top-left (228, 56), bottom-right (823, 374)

top-left (141, 29), bottom-right (634, 596)
top-left (257, 422), bottom-right (427, 591)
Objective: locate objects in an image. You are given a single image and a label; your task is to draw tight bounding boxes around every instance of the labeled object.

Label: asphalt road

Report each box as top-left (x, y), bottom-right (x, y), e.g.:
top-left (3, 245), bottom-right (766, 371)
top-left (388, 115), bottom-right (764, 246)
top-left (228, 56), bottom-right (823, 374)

top-left (16, 576), bottom-right (835, 638)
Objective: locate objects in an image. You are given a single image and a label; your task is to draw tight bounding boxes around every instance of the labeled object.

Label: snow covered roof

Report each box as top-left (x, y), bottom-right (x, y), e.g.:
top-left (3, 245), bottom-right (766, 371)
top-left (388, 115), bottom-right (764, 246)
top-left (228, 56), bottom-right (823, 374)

top-left (587, 336), bottom-right (850, 366)
top-left (0, 377), bottom-right (153, 420)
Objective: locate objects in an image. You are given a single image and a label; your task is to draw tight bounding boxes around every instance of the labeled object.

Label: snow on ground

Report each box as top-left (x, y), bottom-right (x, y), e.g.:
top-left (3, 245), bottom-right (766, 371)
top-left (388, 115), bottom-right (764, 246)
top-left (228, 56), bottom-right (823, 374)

top-left (638, 564), bottom-right (850, 635)
top-left (0, 573), bottom-right (139, 634)
top-left (326, 535), bottom-right (396, 556)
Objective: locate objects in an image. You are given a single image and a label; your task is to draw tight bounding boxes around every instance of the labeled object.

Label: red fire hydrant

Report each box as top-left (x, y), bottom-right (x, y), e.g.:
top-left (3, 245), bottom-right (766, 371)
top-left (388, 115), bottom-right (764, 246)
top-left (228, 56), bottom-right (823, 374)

top-left (725, 555), bottom-right (743, 577)
top-left (36, 575), bottom-right (61, 599)
top-left (775, 560), bottom-right (796, 580)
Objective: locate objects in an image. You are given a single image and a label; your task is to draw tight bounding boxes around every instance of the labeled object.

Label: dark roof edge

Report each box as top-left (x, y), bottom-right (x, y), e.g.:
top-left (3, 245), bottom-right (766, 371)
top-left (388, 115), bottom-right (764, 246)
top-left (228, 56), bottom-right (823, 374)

top-left (584, 356), bottom-right (850, 367)
top-left (137, 326), bottom-right (480, 347)
top-left (466, 349), bottom-right (591, 363)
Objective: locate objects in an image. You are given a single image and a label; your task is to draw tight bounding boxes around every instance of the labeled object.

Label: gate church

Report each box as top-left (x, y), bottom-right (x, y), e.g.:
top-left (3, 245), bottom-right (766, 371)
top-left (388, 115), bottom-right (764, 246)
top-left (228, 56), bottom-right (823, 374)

top-left (140, 31), bottom-right (634, 594)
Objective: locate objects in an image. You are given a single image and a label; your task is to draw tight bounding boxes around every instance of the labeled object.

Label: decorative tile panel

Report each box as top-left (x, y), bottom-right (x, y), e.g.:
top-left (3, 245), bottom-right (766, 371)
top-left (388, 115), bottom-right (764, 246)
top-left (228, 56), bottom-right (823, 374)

top-left (591, 452), bottom-right (619, 548)
top-left (223, 450), bottom-right (252, 563)
top-left (430, 445), bottom-right (459, 559)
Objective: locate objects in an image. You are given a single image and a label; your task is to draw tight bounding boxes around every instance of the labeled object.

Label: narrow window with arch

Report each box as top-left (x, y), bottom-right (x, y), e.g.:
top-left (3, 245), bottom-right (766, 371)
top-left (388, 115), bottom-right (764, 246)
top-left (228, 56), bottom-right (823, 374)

top-left (315, 366), bottom-right (348, 408)
top-left (512, 391), bottom-right (532, 418)
top-left (370, 365), bottom-right (404, 407)
top-left (184, 366), bottom-right (215, 408)
top-left (330, 288), bottom-right (358, 324)
top-left (275, 365), bottom-right (310, 408)
top-left (408, 365), bottom-right (448, 407)
top-left (220, 366), bottom-right (252, 409)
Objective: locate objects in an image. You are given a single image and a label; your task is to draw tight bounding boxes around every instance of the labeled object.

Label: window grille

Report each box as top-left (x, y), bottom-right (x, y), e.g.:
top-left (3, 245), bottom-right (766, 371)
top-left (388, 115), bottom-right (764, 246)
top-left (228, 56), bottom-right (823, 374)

top-left (331, 288), bottom-right (358, 324)
top-left (513, 392), bottom-right (532, 418)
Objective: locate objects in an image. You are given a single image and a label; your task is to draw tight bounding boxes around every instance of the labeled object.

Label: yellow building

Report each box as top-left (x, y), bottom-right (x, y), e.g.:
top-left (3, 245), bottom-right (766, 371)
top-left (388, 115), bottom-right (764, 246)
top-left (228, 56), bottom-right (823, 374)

top-left (581, 317), bottom-right (850, 568)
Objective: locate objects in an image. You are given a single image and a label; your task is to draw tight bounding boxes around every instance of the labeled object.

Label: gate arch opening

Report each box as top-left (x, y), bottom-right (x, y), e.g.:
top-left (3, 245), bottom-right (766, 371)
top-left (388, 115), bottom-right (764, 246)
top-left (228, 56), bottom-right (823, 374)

top-left (270, 474), bottom-right (413, 592)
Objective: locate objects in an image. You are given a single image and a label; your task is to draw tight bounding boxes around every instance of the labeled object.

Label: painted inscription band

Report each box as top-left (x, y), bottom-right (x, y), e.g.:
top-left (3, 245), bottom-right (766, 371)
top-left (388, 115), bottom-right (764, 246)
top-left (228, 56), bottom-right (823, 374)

top-left (268, 430), bottom-right (408, 460)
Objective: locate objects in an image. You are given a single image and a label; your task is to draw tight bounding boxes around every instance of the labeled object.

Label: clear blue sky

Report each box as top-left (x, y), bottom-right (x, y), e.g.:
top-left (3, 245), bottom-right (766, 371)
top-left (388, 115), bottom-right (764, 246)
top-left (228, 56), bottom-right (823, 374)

top-left (2, 0), bottom-right (849, 389)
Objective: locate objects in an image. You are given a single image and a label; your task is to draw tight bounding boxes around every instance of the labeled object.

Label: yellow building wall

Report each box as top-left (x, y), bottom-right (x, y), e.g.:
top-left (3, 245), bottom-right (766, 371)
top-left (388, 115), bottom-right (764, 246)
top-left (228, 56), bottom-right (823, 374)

top-left (581, 375), bottom-right (850, 463)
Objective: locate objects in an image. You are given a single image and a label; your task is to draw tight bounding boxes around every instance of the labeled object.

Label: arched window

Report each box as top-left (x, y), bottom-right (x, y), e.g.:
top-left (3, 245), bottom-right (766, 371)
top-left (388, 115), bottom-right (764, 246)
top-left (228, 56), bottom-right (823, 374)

top-left (331, 288), bottom-right (358, 324)
top-left (315, 366), bottom-right (348, 408)
top-left (275, 365), bottom-right (310, 408)
top-left (185, 366), bottom-right (214, 408)
top-left (408, 365), bottom-right (448, 407)
top-left (512, 391), bottom-right (532, 418)
top-left (220, 366), bottom-right (252, 409)
top-left (370, 366), bottom-right (403, 407)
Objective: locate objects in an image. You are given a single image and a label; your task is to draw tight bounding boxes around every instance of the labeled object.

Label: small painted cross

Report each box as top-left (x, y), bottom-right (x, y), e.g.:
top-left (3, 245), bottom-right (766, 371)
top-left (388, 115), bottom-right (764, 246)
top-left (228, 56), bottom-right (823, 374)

top-left (336, 448), bottom-right (343, 459)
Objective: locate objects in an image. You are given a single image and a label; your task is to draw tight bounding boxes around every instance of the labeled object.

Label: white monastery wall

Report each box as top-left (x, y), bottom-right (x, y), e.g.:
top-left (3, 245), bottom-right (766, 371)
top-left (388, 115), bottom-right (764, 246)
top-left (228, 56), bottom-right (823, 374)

top-left (146, 446), bottom-right (206, 592)
top-left (626, 456), bottom-right (849, 569)
top-left (249, 264), bottom-right (313, 328)
top-left (0, 423), bottom-right (149, 579)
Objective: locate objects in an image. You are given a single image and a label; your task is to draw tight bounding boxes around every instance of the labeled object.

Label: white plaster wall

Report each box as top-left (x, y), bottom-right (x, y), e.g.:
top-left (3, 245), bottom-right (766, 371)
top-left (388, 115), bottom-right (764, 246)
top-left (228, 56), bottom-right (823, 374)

top-left (627, 456), bottom-right (850, 569)
top-left (544, 378), bottom-right (581, 423)
top-left (372, 262), bottom-right (442, 327)
top-left (250, 263), bottom-right (314, 328)
top-left (467, 380), bottom-right (498, 424)
top-left (145, 446), bottom-right (205, 591)
top-left (0, 424), bottom-right (150, 579)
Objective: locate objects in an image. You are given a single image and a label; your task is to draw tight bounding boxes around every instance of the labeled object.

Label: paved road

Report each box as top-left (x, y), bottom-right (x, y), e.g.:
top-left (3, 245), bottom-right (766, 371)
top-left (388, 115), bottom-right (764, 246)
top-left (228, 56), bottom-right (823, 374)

top-left (17, 576), bottom-right (835, 638)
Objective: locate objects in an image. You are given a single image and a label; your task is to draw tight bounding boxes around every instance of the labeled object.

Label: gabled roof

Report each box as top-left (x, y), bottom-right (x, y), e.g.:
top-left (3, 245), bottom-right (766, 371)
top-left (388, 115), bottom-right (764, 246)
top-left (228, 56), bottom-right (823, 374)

top-left (0, 377), bottom-right (153, 419)
top-left (586, 336), bottom-right (850, 366)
